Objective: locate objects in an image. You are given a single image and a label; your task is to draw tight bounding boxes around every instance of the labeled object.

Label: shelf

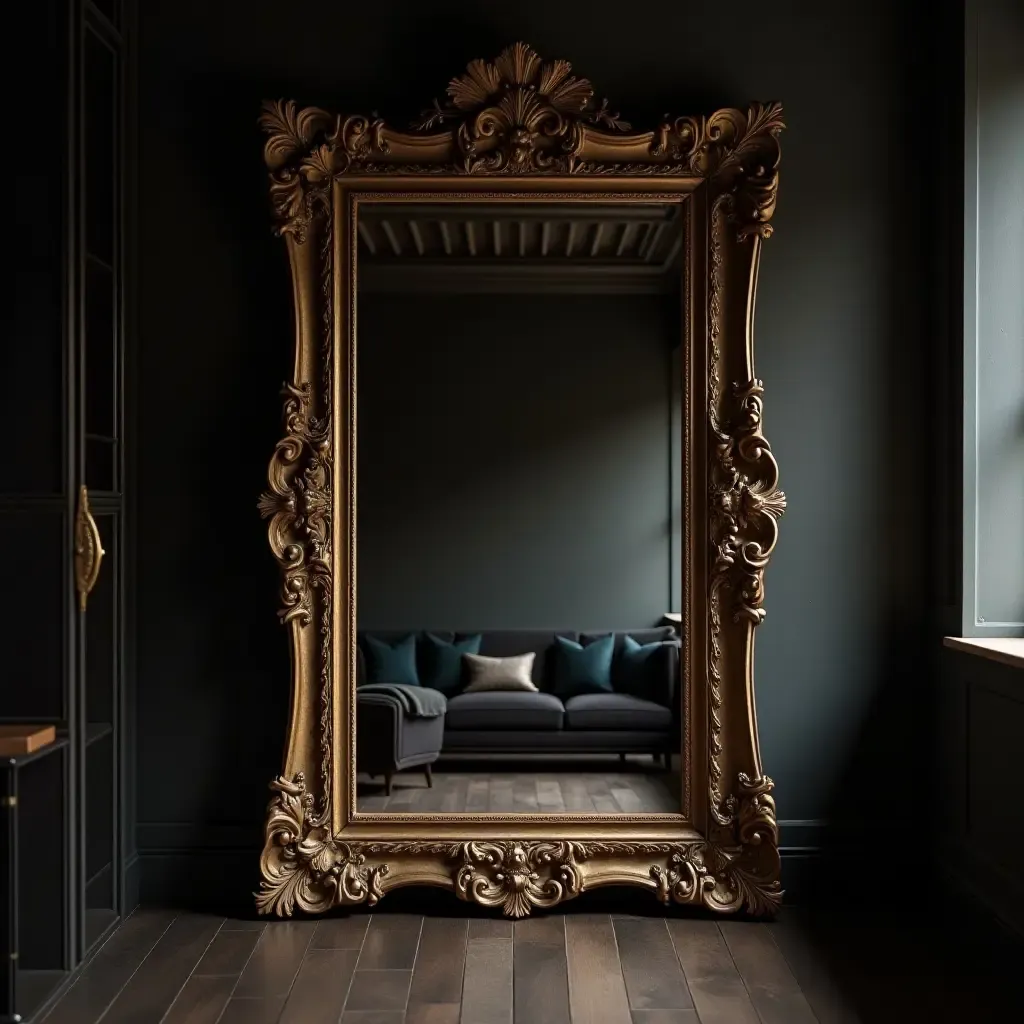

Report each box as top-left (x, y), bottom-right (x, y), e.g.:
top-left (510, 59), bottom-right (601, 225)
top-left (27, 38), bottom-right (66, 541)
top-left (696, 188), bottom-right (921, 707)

top-left (3, 736), bottom-right (69, 769)
top-left (85, 722), bottom-right (113, 748)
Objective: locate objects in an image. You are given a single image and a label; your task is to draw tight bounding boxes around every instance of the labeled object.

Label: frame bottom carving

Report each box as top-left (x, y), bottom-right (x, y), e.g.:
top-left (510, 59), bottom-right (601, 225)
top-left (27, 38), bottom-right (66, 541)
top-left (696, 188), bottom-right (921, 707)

top-left (256, 773), bottom-right (781, 919)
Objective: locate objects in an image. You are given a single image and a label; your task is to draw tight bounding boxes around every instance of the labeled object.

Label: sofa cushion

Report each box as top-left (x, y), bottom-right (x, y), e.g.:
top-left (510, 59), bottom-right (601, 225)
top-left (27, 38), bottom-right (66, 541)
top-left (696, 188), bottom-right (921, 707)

top-left (617, 637), bottom-right (677, 702)
top-left (421, 632), bottom-right (482, 694)
top-left (445, 691), bottom-right (565, 731)
top-left (581, 628), bottom-right (678, 700)
top-left (581, 627), bottom-right (676, 657)
top-left (551, 634), bottom-right (615, 699)
top-left (563, 692), bottom-right (672, 731)
top-left (463, 653), bottom-right (539, 693)
top-left (362, 634), bottom-right (420, 686)
top-left (474, 631), bottom-right (579, 689)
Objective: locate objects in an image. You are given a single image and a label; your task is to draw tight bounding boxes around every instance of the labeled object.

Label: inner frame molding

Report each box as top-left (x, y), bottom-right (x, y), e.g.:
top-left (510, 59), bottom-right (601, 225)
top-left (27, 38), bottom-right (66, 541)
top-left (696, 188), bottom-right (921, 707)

top-left (256, 42), bottom-right (786, 919)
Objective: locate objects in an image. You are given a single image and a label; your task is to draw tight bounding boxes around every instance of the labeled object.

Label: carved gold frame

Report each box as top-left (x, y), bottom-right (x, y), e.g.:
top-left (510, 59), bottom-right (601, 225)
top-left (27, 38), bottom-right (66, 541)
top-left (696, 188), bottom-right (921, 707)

top-left (256, 43), bottom-right (785, 919)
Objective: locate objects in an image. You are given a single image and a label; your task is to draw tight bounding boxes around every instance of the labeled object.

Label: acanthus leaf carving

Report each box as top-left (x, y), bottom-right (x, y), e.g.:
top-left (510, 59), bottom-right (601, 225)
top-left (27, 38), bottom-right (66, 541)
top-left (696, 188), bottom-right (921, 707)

top-left (260, 47), bottom-right (782, 237)
top-left (256, 774), bottom-right (387, 916)
top-left (256, 775), bottom-right (781, 919)
top-left (411, 42), bottom-right (630, 174)
top-left (654, 102), bottom-right (784, 238)
top-left (454, 841), bottom-right (585, 918)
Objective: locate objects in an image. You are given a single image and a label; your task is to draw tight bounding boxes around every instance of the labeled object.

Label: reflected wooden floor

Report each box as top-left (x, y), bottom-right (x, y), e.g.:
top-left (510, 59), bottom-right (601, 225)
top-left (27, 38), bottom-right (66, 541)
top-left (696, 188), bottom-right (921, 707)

top-left (357, 755), bottom-right (680, 813)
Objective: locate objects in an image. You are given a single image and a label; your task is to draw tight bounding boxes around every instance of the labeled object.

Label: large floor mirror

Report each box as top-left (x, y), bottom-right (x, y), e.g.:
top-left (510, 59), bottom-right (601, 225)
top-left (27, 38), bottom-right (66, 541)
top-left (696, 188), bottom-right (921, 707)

top-left (257, 44), bottom-right (786, 919)
top-left (355, 200), bottom-right (684, 816)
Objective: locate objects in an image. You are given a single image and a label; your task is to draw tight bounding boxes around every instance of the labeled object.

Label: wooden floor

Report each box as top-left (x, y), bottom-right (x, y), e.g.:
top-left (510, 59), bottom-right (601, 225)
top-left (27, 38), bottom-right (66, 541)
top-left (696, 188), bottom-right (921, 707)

top-left (39, 902), bottom-right (1024, 1023)
top-left (357, 757), bottom-right (680, 813)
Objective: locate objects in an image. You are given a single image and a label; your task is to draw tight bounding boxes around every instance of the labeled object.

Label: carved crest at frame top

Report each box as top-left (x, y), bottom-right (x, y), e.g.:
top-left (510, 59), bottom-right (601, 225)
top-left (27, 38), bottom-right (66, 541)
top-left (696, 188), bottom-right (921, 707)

top-left (257, 42), bottom-right (784, 240)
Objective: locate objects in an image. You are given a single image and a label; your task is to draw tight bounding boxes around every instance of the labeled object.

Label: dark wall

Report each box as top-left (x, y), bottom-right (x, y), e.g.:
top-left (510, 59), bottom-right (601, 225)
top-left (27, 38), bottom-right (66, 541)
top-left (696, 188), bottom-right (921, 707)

top-left (357, 293), bottom-right (676, 631)
top-left (134, 0), bottom-right (957, 897)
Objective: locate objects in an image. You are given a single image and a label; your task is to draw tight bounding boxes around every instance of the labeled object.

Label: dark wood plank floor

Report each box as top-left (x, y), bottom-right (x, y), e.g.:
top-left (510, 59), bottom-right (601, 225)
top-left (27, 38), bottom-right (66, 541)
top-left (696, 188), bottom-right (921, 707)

top-left (357, 759), bottom-right (679, 814)
top-left (39, 903), bottom-right (1024, 1023)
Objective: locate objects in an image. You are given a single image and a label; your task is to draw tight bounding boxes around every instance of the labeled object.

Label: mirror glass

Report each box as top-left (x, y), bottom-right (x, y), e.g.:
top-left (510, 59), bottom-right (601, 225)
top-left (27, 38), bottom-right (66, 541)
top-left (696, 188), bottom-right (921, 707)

top-left (355, 200), bottom-right (684, 814)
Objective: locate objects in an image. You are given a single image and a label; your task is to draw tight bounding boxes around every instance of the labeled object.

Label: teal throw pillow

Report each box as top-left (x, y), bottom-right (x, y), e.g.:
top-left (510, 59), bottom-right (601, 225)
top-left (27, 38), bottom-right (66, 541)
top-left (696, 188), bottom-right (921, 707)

top-left (362, 634), bottom-right (420, 686)
top-left (618, 635), bottom-right (672, 700)
top-left (552, 634), bottom-right (614, 699)
top-left (421, 632), bottom-right (482, 694)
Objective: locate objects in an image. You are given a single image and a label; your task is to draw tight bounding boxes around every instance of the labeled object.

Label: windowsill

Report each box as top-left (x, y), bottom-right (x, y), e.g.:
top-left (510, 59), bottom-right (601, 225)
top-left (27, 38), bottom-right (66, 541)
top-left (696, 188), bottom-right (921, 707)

top-left (943, 636), bottom-right (1024, 671)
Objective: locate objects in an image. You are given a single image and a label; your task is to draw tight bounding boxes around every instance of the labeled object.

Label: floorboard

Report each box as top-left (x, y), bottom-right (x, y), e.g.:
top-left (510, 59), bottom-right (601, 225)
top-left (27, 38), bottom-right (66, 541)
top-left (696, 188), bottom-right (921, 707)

top-left (279, 948), bottom-right (359, 1023)
top-left (407, 917), bottom-right (467, 1006)
top-left (41, 909), bottom-right (176, 1024)
top-left (160, 973), bottom-right (236, 1024)
top-left (666, 918), bottom-right (759, 1024)
top-left (97, 913), bottom-right (224, 1024)
top-left (719, 919), bottom-right (818, 1024)
top-left (613, 917), bottom-right (692, 1013)
top-left (461, 925), bottom-right (513, 1024)
top-left (513, 916), bottom-right (571, 1024)
top-left (232, 920), bottom-right (316, 999)
top-left (40, 902), bottom-right (1024, 1023)
top-left (565, 915), bottom-right (633, 1024)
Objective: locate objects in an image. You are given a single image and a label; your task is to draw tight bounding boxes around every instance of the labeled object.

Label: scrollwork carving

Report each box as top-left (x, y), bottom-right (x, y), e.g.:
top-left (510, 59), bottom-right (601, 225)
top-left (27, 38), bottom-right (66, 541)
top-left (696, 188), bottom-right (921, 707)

top-left (258, 45), bottom-right (783, 234)
top-left (653, 103), bottom-right (784, 238)
top-left (258, 384), bottom-right (332, 628)
top-left (256, 775), bottom-right (780, 919)
top-left (454, 841), bottom-right (584, 917)
top-left (259, 100), bottom-right (336, 240)
top-left (256, 774), bottom-right (388, 917)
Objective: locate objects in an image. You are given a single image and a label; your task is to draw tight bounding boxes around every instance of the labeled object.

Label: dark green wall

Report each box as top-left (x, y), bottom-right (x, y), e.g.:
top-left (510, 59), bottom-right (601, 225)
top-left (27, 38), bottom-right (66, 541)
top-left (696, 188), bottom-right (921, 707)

top-left (133, 0), bottom-right (958, 897)
top-left (357, 292), bottom-right (677, 632)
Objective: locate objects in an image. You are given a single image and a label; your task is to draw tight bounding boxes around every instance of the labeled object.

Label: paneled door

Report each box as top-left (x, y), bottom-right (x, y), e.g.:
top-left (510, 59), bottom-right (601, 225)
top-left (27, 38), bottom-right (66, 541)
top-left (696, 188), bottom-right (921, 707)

top-left (1, 2), bottom-right (132, 1019)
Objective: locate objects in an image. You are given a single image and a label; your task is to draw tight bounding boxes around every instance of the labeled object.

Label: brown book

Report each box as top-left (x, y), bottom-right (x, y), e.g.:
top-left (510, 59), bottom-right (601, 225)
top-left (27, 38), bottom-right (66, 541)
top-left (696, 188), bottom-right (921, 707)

top-left (0, 724), bottom-right (57, 756)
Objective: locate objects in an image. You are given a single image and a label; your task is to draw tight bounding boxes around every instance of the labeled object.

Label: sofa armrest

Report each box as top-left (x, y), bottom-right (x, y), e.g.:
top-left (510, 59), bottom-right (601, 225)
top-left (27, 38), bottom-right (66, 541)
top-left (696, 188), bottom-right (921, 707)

top-left (632, 642), bottom-right (681, 714)
top-left (356, 693), bottom-right (403, 773)
top-left (663, 641), bottom-right (682, 722)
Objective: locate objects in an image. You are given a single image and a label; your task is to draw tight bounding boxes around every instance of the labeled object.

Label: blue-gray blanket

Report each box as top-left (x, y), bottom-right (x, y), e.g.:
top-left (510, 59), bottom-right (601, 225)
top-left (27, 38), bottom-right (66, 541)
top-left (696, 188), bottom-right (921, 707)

top-left (356, 683), bottom-right (447, 718)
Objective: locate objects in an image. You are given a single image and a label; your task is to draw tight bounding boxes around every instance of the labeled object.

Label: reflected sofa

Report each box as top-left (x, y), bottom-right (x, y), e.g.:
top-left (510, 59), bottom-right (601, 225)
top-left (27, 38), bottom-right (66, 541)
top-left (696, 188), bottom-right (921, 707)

top-left (356, 628), bottom-right (681, 771)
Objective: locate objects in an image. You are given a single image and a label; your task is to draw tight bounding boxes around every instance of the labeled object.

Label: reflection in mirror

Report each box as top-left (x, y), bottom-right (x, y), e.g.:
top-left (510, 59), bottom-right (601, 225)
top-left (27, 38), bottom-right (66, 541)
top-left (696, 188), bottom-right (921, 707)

top-left (355, 200), bottom-right (684, 815)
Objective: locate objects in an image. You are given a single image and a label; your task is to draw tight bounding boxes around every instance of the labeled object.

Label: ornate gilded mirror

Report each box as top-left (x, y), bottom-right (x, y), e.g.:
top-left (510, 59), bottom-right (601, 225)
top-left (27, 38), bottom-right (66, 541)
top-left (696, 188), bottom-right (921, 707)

top-left (257, 43), bottom-right (785, 918)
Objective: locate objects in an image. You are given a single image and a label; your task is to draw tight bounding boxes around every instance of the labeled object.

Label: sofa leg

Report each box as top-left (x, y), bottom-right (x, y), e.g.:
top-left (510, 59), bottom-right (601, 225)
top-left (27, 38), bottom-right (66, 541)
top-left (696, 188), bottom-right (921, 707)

top-left (424, 764), bottom-right (433, 788)
top-left (619, 753), bottom-right (627, 763)
top-left (384, 771), bottom-right (393, 796)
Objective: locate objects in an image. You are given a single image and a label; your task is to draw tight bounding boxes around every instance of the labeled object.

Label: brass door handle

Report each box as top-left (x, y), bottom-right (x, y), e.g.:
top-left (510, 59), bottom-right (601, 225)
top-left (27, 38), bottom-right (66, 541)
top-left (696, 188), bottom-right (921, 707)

top-left (74, 485), bottom-right (105, 612)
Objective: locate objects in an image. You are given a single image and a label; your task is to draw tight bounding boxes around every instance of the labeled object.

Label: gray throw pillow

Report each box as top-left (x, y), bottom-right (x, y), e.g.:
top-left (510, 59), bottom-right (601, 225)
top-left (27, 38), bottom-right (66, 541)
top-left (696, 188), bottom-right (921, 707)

top-left (462, 652), bottom-right (538, 692)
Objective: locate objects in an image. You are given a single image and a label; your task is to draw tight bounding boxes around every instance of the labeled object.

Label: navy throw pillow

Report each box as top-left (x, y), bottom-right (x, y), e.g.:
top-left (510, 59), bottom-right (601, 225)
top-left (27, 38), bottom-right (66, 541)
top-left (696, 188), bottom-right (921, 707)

top-left (362, 634), bottom-right (420, 686)
top-left (618, 635), bottom-right (673, 702)
top-left (552, 633), bottom-right (614, 699)
top-left (421, 632), bottom-right (482, 694)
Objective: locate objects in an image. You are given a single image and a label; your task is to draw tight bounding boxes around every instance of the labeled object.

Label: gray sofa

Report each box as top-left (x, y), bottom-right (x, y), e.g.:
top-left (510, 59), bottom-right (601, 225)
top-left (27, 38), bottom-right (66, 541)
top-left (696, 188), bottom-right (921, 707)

top-left (356, 628), bottom-right (681, 765)
top-left (356, 693), bottom-right (444, 794)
